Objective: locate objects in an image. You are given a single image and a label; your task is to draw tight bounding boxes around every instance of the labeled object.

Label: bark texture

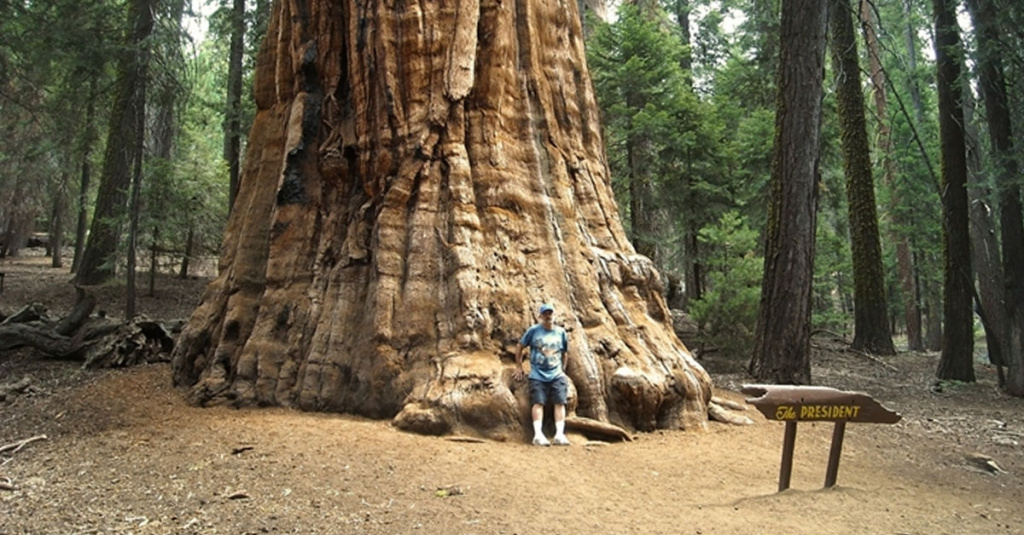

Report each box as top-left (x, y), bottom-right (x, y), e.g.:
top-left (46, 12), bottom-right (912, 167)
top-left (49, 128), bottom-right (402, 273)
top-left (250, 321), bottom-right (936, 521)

top-left (171, 0), bottom-right (711, 439)
top-left (932, 0), bottom-right (975, 382)
top-left (72, 87), bottom-right (97, 274)
top-left (828, 0), bottom-right (894, 356)
top-left (962, 82), bottom-right (1005, 382)
top-left (967, 0), bottom-right (1024, 395)
top-left (749, 0), bottom-right (827, 384)
top-left (75, 0), bottom-right (155, 286)
top-left (225, 0), bottom-right (245, 213)
top-left (861, 0), bottom-right (922, 351)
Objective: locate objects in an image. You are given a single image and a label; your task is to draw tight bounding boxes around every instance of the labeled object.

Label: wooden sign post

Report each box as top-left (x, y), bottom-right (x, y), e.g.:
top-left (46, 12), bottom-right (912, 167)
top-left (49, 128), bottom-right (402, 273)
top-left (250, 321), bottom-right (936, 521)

top-left (740, 384), bottom-right (901, 492)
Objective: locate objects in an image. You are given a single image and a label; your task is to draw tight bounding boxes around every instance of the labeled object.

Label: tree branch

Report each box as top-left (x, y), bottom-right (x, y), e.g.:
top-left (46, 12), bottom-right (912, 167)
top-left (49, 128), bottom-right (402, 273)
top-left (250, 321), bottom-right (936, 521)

top-left (0, 435), bottom-right (48, 455)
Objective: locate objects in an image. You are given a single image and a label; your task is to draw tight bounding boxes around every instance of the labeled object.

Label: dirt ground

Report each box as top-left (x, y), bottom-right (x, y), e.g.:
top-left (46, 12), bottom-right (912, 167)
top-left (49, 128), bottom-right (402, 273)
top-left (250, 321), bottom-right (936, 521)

top-left (1, 251), bottom-right (1023, 534)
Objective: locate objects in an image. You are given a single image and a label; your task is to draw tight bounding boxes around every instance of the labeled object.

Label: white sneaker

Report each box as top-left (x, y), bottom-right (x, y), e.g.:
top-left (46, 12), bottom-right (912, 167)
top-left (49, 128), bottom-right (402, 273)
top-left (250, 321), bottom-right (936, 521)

top-left (532, 435), bottom-right (551, 446)
top-left (552, 434), bottom-right (570, 446)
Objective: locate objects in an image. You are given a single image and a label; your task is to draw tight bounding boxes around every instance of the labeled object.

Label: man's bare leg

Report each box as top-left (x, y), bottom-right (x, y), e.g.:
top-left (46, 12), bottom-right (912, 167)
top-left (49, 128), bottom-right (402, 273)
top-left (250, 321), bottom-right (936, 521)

top-left (553, 405), bottom-right (569, 445)
top-left (531, 404), bottom-right (549, 446)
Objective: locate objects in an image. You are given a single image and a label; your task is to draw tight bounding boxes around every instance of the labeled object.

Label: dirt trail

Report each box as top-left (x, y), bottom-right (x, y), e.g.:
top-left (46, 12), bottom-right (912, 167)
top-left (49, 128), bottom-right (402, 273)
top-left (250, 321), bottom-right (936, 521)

top-left (1, 253), bottom-right (1023, 534)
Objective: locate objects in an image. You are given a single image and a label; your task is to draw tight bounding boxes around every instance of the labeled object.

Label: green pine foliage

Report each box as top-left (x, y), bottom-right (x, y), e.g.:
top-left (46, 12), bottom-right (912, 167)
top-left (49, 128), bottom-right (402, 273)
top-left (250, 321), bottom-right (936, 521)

top-left (0, 0), bottom-right (262, 280)
top-left (588, 2), bottom-right (765, 356)
top-left (3, 0), bottom-right (1021, 361)
top-left (588, 1), bottom-right (734, 297)
top-left (689, 211), bottom-right (762, 356)
top-left (0, 0), bottom-right (122, 255)
top-left (588, 3), bottom-right (691, 215)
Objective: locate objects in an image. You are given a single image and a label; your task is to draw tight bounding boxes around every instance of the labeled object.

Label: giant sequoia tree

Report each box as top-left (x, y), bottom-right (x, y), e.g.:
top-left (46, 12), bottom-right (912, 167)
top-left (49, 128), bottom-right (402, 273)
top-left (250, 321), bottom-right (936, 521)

top-left (171, 0), bottom-right (712, 439)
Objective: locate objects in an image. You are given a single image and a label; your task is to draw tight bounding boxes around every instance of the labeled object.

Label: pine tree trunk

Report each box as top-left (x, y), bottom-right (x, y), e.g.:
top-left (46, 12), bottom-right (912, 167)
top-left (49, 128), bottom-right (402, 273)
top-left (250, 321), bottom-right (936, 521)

top-left (684, 229), bottom-right (701, 304)
top-left (962, 79), bottom-right (1005, 381)
top-left (628, 140), bottom-right (659, 263)
top-left (149, 227), bottom-right (158, 297)
top-left (75, 0), bottom-right (156, 286)
top-left (50, 172), bottom-right (68, 269)
top-left (72, 86), bottom-right (97, 275)
top-left (749, 0), bottom-right (827, 384)
top-left (903, 0), bottom-right (933, 352)
top-left (126, 0), bottom-right (154, 320)
top-left (828, 0), bottom-right (895, 356)
top-left (923, 272), bottom-right (943, 351)
top-left (861, 0), bottom-right (922, 351)
top-left (225, 0), bottom-right (245, 213)
top-left (149, 1), bottom-right (184, 298)
top-left (673, 0), bottom-right (692, 75)
top-left (675, 0), bottom-right (700, 306)
top-left (179, 226), bottom-right (193, 279)
top-left (966, 0), bottom-right (1024, 395)
top-left (932, 0), bottom-right (975, 382)
top-left (171, 0), bottom-right (712, 438)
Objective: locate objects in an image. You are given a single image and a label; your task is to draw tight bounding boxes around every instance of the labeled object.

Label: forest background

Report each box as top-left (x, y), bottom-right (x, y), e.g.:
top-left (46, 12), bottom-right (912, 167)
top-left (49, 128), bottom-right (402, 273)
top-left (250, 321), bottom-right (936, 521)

top-left (1, 0), bottom-right (1023, 390)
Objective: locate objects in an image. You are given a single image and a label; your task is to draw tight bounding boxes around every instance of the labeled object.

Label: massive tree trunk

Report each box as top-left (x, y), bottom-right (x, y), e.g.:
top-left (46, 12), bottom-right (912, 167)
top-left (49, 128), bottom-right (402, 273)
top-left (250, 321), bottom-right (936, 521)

top-left (932, 0), bottom-right (975, 382)
top-left (748, 0), bottom-right (827, 384)
top-left (171, 0), bottom-right (712, 439)
top-left (828, 0), bottom-right (895, 356)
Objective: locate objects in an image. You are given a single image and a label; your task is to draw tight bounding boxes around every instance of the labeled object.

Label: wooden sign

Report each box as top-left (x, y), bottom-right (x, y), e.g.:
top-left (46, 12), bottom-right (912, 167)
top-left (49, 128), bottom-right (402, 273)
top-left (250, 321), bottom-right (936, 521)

top-left (741, 384), bottom-right (901, 491)
top-left (740, 384), bottom-right (901, 424)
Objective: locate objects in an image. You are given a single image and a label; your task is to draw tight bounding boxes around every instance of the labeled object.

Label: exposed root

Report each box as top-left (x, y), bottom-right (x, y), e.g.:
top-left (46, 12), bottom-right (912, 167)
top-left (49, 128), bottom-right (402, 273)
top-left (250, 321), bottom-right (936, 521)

top-left (0, 290), bottom-right (178, 368)
top-left (446, 436), bottom-right (486, 444)
top-left (710, 396), bottom-right (748, 412)
top-left (708, 402), bottom-right (753, 425)
top-left (565, 416), bottom-right (633, 442)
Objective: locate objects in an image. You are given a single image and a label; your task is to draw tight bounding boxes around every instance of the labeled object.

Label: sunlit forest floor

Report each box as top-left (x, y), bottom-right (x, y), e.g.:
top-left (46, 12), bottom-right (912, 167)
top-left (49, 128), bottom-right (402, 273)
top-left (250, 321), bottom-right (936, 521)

top-left (2, 251), bottom-right (1023, 534)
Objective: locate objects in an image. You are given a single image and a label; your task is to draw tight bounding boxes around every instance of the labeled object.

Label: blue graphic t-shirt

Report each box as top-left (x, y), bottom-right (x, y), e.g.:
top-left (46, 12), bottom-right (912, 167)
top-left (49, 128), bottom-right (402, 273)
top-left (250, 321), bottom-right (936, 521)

top-left (520, 324), bottom-right (568, 383)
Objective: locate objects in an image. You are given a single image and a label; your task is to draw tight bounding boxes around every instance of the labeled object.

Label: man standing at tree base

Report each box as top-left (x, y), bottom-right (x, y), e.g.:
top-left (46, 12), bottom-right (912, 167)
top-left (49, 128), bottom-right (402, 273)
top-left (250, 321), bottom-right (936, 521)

top-left (515, 303), bottom-right (571, 446)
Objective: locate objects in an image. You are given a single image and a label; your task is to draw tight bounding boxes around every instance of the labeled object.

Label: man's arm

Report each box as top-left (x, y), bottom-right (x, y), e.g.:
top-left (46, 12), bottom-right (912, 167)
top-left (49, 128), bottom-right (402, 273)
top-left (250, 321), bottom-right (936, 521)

top-left (561, 330), bottom-right (569, 372)
top-left (514, 340), bottom-right (528, 380)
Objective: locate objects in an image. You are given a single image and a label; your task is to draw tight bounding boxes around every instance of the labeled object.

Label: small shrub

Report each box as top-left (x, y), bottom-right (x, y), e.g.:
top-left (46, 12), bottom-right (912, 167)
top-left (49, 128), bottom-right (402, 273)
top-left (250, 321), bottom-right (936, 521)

top-left (690, 211), bottom-right (762, 357)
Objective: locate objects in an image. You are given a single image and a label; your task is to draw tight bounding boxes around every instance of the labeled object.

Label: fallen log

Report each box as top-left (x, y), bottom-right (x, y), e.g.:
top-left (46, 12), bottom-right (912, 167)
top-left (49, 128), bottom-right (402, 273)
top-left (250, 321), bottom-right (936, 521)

top-left (81, 319), bottom-right (174, 368)
top-left (1, 303), bottom-right (47, 325)
top-left (1, 288), bottom-right (96, 355)
top-left (55, 286), bottom-right (96, 336)
top-left (0, 323), bottom-right (76, 354)
top-left (0, 289), bottom-right (178, 368)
